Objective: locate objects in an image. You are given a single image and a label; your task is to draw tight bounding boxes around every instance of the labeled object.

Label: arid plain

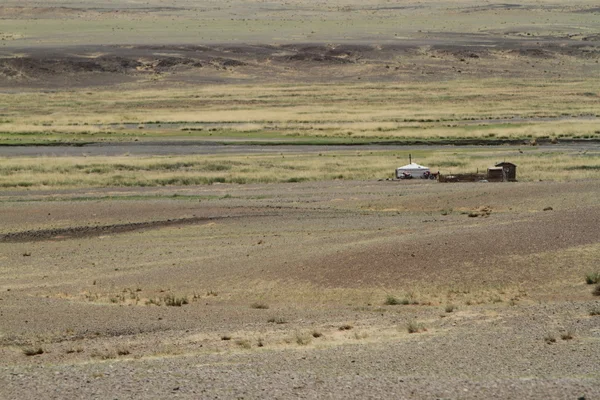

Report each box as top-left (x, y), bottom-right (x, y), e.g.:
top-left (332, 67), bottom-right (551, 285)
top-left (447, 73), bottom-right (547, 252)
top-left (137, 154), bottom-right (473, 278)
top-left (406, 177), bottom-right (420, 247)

top-left (1, 1), bottom-right (600, 399)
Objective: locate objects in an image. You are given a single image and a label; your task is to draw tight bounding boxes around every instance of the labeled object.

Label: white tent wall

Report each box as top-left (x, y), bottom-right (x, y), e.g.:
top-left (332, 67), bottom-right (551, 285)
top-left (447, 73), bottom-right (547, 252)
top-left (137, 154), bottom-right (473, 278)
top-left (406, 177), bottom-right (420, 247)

top-left (396, 163), bottom-right (430, 178)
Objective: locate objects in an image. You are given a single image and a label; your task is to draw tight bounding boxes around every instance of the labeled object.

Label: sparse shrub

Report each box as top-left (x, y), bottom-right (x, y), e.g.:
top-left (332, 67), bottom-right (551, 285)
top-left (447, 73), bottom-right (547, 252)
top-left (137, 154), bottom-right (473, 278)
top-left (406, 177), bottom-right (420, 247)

top-left (66, 347), bottom-right (83, 354)
top-left (295, 333), bottom-right (312, 346)
top-left (267, 316), bottom-right (286, 324)
top-left (251, 302), bottom-right (269, 309)
top-left (163, 294), bottom-right (188, 307)
top-left (23, 347), bottom-right (44, 356)
top-left (407, 321), bottom-right (426, 334)
top-left (312, 330), bottom-right (323, 338)
top-left (91, 351), bottom-right (116, 360)
top-left (445, 304), bottom-right (456, 313)
top-left (560, 331), bottom-right (574, 341)
top-left (593, 284), bottom-right (600, 297)
top-left (589, 306), bottom-right (600, 316)
top-left (339, 324), bottom-right (353, 331)
top-left (257, 338), bottom-right (265, 347)
top-left (236, 339), bottom-right (251, 349)
top-left (585, 272), bottom-right (600, 285)
top-left (384, 295), bottom-right (410, 305)
top-left (221, 335), bottom-right (231, 341)
top-left (146, 298), bottom-right (161, 306)
top-left (544, 334), bottom-right (556, 344)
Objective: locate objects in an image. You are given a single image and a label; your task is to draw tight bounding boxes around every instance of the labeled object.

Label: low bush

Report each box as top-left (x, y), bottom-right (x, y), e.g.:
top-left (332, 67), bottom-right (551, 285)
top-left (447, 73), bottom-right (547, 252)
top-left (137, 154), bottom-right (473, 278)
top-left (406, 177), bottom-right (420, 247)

top-left (23, 347), bottom-right (44, 356)
top-left (585, 272), bottom-right (600, 285)
top-left (407, 321), bottom-right (426, 334)
top-left (163, 294), bottom-right (188, 307)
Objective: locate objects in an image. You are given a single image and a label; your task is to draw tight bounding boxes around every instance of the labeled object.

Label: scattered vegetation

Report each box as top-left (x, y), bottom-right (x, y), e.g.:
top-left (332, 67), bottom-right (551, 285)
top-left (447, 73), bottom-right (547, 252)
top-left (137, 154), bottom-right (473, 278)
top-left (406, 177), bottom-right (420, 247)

top-left (384, 293), bottom-right (419, 306)
top-left (445, 304), bottom-right (457, 313)
top-left (267, 316), bottom-right (287, 324)
top-left (384, 295), bottom-right (405, 305)
top-left (407, 321), bottom-right (426, 334)
top-left (560, 331), bottom-right (574, 341)
top-left (91, 351), bottom-right (116, 360)
top-left (339, 324), bottom-right (353, 331)
top-left (236, 339), bottom-right (252, 349)
top-left (544, 334), bottom-right (557, 344)
top-left (145, 294), bottom-right (188, 306)
top-left (295, 332), bottom-right (312, 346)
top-left (593, 285), bottom-right (600, 297)
top-left (65, 347), bottom-right (84, 354)
top-left (117, 348), bottom-right (131, 356)
top-left (23, 347), bottom-right (44, 356)
top-left (250, 302), bottom-right (269, 310)
top-left (163, 294), bottom-right (189, 307)
top-left (220, 335), bottom-right (231, 341)
top-left (589, 306), bottom-right (600, 316)
top-left (311, 330), bottom-right (323, 338)
top-left (585, 272), bottom-right (600, 285)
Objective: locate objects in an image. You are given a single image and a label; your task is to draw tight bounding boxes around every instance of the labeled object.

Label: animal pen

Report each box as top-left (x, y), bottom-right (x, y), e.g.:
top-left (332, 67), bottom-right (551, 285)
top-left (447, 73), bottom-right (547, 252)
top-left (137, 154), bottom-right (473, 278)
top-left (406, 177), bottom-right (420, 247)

top-left (439, 162), bottom-right (517, 183)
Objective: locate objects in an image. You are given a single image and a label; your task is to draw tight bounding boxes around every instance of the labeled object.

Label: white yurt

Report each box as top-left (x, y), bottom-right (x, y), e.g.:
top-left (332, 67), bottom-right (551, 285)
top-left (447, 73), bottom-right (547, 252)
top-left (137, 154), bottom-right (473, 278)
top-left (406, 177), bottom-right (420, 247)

top-left (396, 162), bottom-right (430, 179)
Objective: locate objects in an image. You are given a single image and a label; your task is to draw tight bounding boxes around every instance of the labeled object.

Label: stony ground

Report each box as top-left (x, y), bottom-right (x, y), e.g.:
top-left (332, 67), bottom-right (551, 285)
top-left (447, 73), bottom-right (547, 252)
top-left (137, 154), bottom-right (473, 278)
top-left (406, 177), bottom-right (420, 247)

top-left (1, 179), bottom-right (599, 399)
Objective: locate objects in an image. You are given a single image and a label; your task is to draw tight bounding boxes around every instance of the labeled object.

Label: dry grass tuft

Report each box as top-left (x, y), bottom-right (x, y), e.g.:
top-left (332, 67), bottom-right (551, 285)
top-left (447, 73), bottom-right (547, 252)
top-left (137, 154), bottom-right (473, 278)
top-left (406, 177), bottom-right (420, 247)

top-left (163, 294), bottom-right (189, 307)
top-left (295, 333), bottom-right (312, 346)
top-left (544, 334), bottom-right (557, 344)
top-left (236, 339), bottom-right (252, 349)
top-left (585, 272), bottom-right (600, 285)
top-left (23, 347), bottom-right (44, 356)
top-left (407, 321), bottom-right (426, 334)
top-left (560, 331), bottom-right (574, 341)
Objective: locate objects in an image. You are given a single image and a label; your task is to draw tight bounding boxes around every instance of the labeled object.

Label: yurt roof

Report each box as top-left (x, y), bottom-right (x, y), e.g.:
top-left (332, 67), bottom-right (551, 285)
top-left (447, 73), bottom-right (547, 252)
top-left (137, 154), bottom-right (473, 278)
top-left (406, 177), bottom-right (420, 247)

top-left (397, 163), bottom-right (429, 170)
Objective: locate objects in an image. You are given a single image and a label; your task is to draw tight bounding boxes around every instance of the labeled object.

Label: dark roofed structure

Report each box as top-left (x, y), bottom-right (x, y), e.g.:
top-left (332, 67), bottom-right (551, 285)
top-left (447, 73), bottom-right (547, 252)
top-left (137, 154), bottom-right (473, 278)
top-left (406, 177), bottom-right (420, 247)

top-left (495, 162), bottom-right (517, 181)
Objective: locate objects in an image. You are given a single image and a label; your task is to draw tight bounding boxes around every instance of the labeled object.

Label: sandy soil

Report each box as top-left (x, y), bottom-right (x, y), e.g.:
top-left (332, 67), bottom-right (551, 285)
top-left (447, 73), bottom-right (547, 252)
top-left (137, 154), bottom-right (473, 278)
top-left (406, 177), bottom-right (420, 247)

top-left (1, 179), bottom-right (599, 399)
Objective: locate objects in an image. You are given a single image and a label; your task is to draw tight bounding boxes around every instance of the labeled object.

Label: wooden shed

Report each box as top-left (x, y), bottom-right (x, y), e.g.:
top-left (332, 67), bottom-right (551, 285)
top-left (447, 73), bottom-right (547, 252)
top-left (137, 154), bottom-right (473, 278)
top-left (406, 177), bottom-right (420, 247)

top-left (495, 162), bottom-right (517, 181)
top-left (486, 167), bottom-right (506, 182)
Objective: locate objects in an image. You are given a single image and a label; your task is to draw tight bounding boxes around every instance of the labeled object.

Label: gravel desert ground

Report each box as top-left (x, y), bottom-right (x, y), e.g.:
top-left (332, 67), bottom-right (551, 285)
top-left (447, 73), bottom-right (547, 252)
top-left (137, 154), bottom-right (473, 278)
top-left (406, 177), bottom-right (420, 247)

top-left (1, 180), bottom-right (600, 399)
top-left (1, 0), bottom-right (599, 399)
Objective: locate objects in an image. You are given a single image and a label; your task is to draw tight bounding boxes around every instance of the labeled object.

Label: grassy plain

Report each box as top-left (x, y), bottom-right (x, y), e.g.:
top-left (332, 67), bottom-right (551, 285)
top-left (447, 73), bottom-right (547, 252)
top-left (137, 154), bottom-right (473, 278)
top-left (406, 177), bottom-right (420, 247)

top-left (1, 79), bottom-right (599, 146)
top-left (1, 146), bottom-right (600, 189)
